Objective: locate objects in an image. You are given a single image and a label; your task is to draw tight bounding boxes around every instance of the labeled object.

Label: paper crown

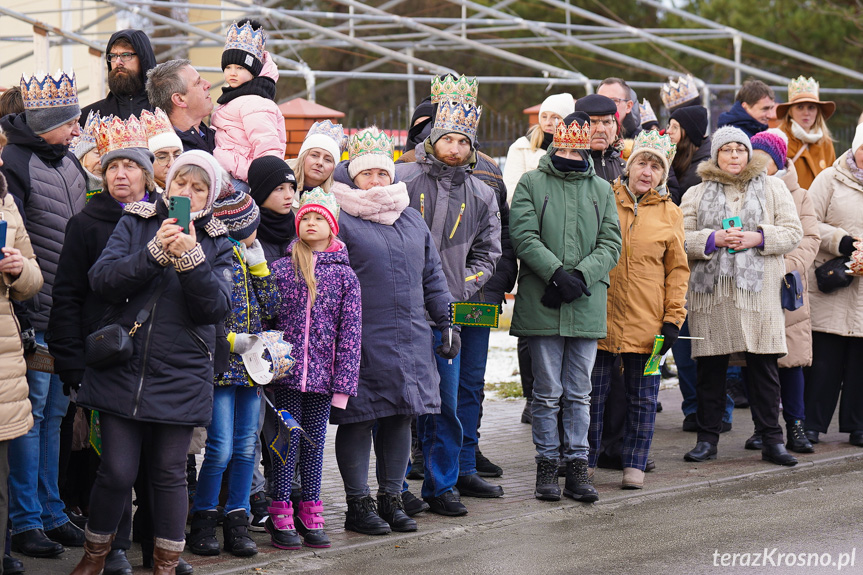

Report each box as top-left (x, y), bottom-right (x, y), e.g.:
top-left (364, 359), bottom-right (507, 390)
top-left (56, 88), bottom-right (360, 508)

top-left (139, 108), bottom-right (174, 141)
top-left (258, 330), bottom-right (296, 381)
top-left (431, 74), bottom-right (479, 105)
top-left (631, 129), bottom-right (676, 165)
top-left (20, 70), bottom-right (78, 109)
top-left (660, 75), bottom-right (700, 110)
top-left (76, 111), bottom-right (100, 149)
top-left (307, 119), bottom-right (348, 152)
top-left (639, 99), bottom-right (658, 125)
top-left (433, 100), bottom-right (482, 141)
top-left (224, 20), bottom-right (266, 61)
top-left (787, 76), bottom-right (821, 102)
top-left (552, 118), bottom-right (590, 150)
top-left (95, 114), bottom-right (149, 155)
top-left (348, 127), bottom-right (394, 160)
top-left (298, 186), bottom-right (340, 221)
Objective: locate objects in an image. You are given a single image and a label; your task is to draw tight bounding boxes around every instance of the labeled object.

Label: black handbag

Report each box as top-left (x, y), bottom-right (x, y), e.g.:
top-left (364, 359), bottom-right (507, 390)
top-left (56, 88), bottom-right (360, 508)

top-left (814, 256), bottom-right (853, 294)
top-left (780, 270), bottom-right (804, 311)
top-left (85, 274), bottom-right (168, 369)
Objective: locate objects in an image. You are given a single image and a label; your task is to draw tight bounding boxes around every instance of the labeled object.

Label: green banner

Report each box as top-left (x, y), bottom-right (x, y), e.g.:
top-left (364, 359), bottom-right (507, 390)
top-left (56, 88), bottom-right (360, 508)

top-left (451, 302), bottom-right (499, 328)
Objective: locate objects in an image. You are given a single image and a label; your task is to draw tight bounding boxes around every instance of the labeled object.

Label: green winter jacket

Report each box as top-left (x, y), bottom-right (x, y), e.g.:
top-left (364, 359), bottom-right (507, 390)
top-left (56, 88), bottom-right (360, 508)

top-left (509, 152), bottom-right (622, 338)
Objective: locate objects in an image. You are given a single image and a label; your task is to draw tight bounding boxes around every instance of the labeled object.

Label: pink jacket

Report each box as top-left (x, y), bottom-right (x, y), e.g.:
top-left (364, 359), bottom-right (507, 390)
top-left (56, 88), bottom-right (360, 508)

top-left (211, 51), bottom-right (287, 182)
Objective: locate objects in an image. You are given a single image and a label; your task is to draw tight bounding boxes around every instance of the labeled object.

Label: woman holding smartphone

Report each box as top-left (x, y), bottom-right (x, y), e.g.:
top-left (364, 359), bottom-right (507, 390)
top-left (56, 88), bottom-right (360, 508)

top-left (71, 150), bottom-right (232, 575)
top-left (679, 126), bottom-right (803, 467)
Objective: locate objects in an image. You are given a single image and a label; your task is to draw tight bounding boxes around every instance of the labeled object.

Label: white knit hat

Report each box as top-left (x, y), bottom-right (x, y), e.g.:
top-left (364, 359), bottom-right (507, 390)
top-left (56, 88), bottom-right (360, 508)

top-left (539, 93), bottom-right (575, 120)
top-left (298, 120), bottom-right (347, 164)
top-left (853, 123), bottom-right (863, 154)
top-left (298, 133), bottom-right (341, 164)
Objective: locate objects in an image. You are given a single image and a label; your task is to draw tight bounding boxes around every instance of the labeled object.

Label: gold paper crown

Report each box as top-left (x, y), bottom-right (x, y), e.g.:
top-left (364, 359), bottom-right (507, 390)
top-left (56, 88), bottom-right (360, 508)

top-left (139, 108), bottom-right (174, 141)
top-left (224, 20), bottom-right (266, 61)
top-left (95, 114), bottom-right (149, 156)
top-left (20, 70), bottom-right (78, 109)
top-left (348, 127), bottom-right (394, 160)
top-left (639, 99), bottom-right (658, 125)
top-left (431, 74), bottom-right (478, 105)
top-left (660, 75), bottom-right (700, 110)
top-left (787, 76), bottom-right (820, 102)
top-left (631, 129), bottom-right (676, 164)
top-left (552, 118), bottom-right (590, 150)
top-left (433, 100), bottom-right (482, 141)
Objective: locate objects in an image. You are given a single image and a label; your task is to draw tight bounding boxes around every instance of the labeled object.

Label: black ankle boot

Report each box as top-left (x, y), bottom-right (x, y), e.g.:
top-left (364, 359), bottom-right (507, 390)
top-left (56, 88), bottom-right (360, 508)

top-left (786, 420), bottom-right (814, 453)
top-left (103, 548), bottom-right (133, 575)
top-left (222, 510), bottom-right (257, 557)
top-left (377, 494), bottom-right (417, 532)
top-left (762, 443), bottom-right (798, 466)
top-left (535, 458), bottom-right (560, 501)
top-left (187, 510), bottom-right (220, 556)
top-left (563, 459), bottom-right (598, 503)
top-left (344, 496), bottom-right (391, 535)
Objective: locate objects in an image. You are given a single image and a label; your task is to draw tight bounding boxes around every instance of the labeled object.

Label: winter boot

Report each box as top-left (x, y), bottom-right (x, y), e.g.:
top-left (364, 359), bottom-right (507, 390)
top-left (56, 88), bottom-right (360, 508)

top-left (534, 458), bottom-right (560, 501)
top-left (563, 459), bottom-right (599, 503)
top-left (187, 510), bottom-right (220, 556)
top-left (103, 548), bottom-right (133, 575)
top-left (152, 538), bottom-right (183, 575)
top-left (222, 509), bottom-right (257, 557)
top-left (264, 500), bottom-right (302, 550)
top-left (344, 496), bottom-right (391, 535)
top-left (521, 397), bottom-right (533, 424)
top-left (786, 420), bottom-right (814, 453)
top-left (70, 528), bottom-right (114, 575)
top-left (295, 500), bottom-right (331, 548)
top-left (377, 493), bottom-right (417, 532)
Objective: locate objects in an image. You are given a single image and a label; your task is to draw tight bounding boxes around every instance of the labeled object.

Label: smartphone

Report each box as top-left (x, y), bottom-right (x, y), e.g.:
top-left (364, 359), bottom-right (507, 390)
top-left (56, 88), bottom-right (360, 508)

top-left (168, 196), bottom-right (191, 234)
top-left (0, 219), bottom-right (7, 258)
top-left (722, 216), bottom-right (744, 254)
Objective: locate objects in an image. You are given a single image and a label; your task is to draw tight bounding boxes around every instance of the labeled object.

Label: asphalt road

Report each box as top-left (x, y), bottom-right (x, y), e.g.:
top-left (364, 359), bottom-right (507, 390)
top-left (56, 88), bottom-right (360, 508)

top-left (256, 457), bottom-right (863, 575)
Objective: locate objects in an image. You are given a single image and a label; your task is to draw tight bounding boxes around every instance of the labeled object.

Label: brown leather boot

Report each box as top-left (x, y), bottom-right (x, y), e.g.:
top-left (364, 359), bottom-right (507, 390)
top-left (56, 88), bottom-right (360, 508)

top-left (70, 528), bottom-right (114, 575)
top-left (152, 537), bottom-right (184, 575)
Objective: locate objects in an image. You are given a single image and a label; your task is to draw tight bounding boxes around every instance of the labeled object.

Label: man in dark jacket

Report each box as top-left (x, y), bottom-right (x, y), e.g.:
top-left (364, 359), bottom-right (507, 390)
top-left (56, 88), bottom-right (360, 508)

top-left (574, 94), bottom-right (626, 183)
top-left (146, 59), bottom-right (215, 153)
top-left (80, 29), bottom-right (156, 122)
top-left (0, 71), bottom-right (87, 558)
top-left (396, 81), bottom-right (502, 516)
top-left (717, 79), bottom-right (775, 138)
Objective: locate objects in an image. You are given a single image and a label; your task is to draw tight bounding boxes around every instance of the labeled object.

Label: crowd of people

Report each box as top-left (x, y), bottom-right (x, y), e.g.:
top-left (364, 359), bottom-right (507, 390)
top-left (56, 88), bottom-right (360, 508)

top-left (0, 17), bottom-right (861, 575)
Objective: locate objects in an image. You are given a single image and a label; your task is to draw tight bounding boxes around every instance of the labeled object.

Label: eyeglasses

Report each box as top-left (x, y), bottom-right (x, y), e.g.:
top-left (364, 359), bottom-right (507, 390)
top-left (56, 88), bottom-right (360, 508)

top-left (107, 52), bottom-right (137, 63)
top-left (607, 97), bottom-right (630, 105)
top-left (718, 146), bottom-right (748, 156)
top-left (154, 151), bottom-right (182, 165)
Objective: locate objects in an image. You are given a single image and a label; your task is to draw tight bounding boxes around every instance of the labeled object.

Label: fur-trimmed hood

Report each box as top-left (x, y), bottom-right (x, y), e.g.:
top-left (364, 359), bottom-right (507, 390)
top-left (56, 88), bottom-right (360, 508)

top-left (696, 153), bottom-right (769, 187)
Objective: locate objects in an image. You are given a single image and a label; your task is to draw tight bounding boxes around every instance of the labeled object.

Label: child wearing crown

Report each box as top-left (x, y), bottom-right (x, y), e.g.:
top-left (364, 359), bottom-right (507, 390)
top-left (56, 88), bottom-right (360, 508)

top-left (211, 19), bottom-right (287, 191)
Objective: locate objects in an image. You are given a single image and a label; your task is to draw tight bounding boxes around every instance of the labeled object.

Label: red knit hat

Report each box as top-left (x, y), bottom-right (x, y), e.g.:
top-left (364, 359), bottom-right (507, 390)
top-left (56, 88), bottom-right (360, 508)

top-left (295, 186), bottom-right (340, 236)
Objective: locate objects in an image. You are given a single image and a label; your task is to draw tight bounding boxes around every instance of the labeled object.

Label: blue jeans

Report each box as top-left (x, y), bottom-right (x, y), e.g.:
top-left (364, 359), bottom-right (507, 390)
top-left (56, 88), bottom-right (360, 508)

top-left (8, 331), bottom-right (70, 535)
top-left (417, 328), bottom-right (462, 498)
top-left (191, 385), bottom-right (262, 514)
top-left (527, 336), bottom-right (596, 462)
top-left (674, 319), bottom-right (734, 423)
top-left (457, 326), bottom-right (490, 476)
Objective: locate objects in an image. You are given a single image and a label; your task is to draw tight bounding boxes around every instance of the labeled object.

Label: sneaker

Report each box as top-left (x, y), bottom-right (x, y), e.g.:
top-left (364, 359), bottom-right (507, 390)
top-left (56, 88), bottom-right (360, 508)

top-left (249, 491), bottom-right (270, 532)
top-left (401, 490), bottom-right (429, 516)
top-left (424, 491), bottom-right (467, 517)
top-left (475, 449), bottom-right (503, 478)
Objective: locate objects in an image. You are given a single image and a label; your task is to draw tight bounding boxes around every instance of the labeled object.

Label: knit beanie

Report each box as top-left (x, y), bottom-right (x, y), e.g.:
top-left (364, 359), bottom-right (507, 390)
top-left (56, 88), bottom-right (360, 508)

top-left (670, 105), bottom-right (708, 147)
top-left (213, 187), bottom-right (261, 241)
top-left (165, 150), bottom-right (223, 215)
top-left (296, 186), bottom-right (340, 236)
top-left (710, 126), bottom-right (752, 161)
top-left (21, 71), bottom-right (80, 135)
top-left (347, 127), bottom-right (395, 182)
top-left (248, 155), bottom-right (297, 206)
top-left (751, 129), bottom-right (788, 171)
top-left (298, 120), bottom-right (347, 164)
top-left (221, 20), bottom-right (265, 77)
top-left (101, 148), bottom-right (155, 177)
top-left (853, 123), bottom-right (863, 154)
top-left (539, 93), bottom-right (575, 121)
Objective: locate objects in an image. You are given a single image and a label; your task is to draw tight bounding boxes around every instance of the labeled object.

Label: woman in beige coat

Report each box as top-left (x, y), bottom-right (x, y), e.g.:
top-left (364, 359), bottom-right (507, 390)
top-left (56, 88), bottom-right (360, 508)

top-left (680, 126), bottom-right (802, 466)
top-left (0, 136), bottom-right (43, 564)
top-left (747, 130), bottom-right (820, 455)
top-left (804, 123), bottom-right (863, 448)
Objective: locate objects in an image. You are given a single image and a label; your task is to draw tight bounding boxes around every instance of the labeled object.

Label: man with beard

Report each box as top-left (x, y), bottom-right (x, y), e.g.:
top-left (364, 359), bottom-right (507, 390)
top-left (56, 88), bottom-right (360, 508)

top-left (146, 59), bottom-right (216, 153)
top-left (396, 76), bottom-right (502, 517)
top-left (80, 30), bottom-right (156, 123)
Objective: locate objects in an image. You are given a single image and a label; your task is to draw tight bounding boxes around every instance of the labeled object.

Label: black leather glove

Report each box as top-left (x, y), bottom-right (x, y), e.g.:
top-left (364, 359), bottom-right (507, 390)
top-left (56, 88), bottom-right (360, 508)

top-left (435, 330), bottom-right (461, 360)
top-left (839, 235), bottom-right (857, 257)
top-left (541, 283), bottom-right (564, 309)
top-left (60, 369), bottom-right (85, 396)
top-left (659, 323), bottom-right (680, 356)
top-left (551, 267), bottom-right (590, 303)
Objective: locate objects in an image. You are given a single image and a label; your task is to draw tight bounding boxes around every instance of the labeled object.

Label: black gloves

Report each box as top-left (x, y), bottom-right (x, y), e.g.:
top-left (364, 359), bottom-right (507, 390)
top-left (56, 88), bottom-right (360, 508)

top-left (839, 235), bottom-right (857, 257)
top-left (436, 330), bottom-right (461, 359)
top-left (659, 323), bottom-right (680, 356)
top-left (60, 369), bottom-right (85, 396)
top-left (549, 267), bottom-right (591, 304)
top-left (541, 283), bottom-right (564, 309)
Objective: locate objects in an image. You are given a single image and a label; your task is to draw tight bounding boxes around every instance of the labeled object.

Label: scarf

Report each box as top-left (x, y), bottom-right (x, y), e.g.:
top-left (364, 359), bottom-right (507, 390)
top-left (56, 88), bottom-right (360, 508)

top-left (845, 151), bottom-right (863, 184)
top-left (331, 181), bottom-right (409, 225)
top-left (257, 207), bottom-right (295, 246)
top-left (540, 131), bottom-right (553, 151)
top-left (790, 120), bottom-right (824, 144)
top-left (550, 153), bottom-right (589, 173)
top-left (216, 75), bottom-right (277, 105)
top-left (688, 171), bottom-right (766, 312)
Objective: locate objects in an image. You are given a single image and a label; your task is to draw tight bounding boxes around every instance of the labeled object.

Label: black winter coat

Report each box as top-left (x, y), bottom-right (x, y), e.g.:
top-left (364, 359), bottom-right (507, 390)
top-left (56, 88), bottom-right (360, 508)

top-left (669, 137), bottom-right (712, 206)
top-left (77, 200), bottom-right (232, 426)
top-left (79, 30), bottom-right (156, 123)
top-left (177, 125), bottom-right (216, 154)
top-left (590, 147), bottom-right (626, 184)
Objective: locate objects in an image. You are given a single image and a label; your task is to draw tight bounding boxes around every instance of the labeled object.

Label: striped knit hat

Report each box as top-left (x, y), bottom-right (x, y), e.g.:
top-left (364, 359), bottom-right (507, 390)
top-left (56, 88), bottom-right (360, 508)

top-left (213, 187), bottom-right (261, 241)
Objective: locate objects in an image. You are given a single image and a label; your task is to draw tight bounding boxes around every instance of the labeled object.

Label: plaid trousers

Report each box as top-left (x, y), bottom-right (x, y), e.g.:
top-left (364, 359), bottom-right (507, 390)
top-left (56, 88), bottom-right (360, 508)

top-left (588, 350), bottom-right (660, 470)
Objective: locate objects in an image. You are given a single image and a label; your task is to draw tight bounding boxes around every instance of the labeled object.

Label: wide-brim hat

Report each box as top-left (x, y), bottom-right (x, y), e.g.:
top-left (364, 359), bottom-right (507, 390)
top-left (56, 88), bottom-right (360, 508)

top-left (775, 98), bottom-right (835, 122)
top-left (775, 76), bottom-right (835, 121)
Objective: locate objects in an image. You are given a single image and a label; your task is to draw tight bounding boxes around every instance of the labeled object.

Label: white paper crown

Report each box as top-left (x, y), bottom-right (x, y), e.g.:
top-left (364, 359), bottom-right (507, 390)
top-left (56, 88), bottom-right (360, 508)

top-left (660, 75), bottom-right (700, 110)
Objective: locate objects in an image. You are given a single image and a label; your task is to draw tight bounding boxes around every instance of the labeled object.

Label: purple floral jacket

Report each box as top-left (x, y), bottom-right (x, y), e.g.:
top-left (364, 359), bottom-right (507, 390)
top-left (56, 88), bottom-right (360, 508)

top-left (269, 238), bottom-right (361, 398)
